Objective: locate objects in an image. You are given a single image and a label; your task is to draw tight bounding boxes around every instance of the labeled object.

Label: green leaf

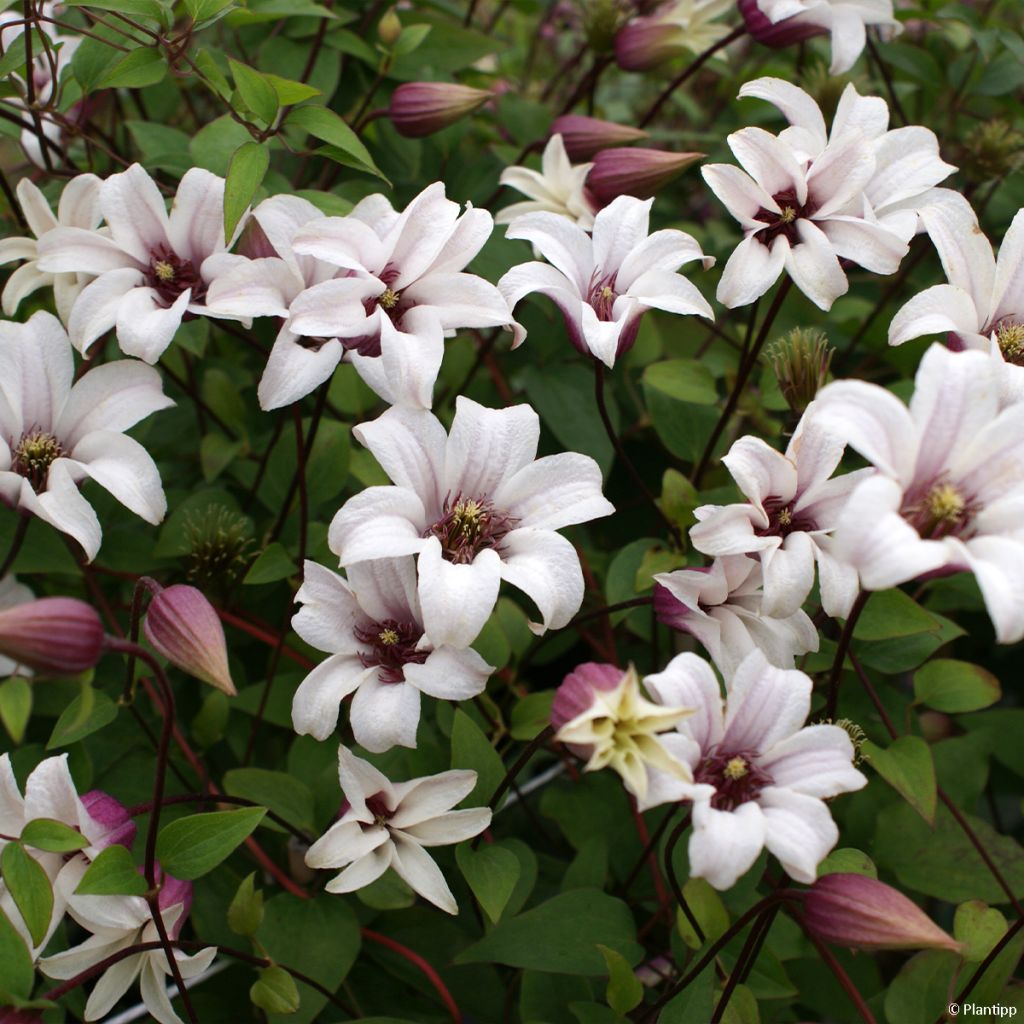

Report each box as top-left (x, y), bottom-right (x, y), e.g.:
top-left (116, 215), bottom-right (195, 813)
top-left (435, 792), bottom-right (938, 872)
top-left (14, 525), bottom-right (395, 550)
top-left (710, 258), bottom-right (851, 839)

top-left (883, 949), bottom-right (959, 1024)
top-left (853, 590), bottom-right (940, 641)
top-left (47, 683), bottom-right (118, 749)
top-left (641, 359), bottom-right (718, 405)
top-left (96, 47), bottom-right (167, 89)
top-left (251, 965), bottom-right (300, 1014)
top-left (598, 944), bottom-right (642, 1015)
top-left (0, 677), bottom-right (31, 744)
top-left (66, 0), bottom-right (166, 18)
top-left (675, 877), bottom-right (730, 949)
top-left (862, 736), bottom-right (937, 824)
top-left (264, 73), bottom-right (320, 106)
top-left (954, 900), bottom-right (1007, 963)
top-left (75, 845), bottom-right (148, 896)
top-left (228, 872), bottom-right (264, 937)
top-left (223, 768), bottom-right (314, 834)
top-left (355, 869), bottom-right (415, 910)
top-left (287, 105), bottom-right (385, 181)
top-left (450, 708), bottom-right (504, 806)
top-left (456, 841), bottom-right (520, 923)
top-left (2, 842), bottom-right (53, 947)
top-left (200, 432), bottom-right (244, 483)
top-left (229, 58), bottom-right (279, 124)
top-left (509, 691), bottom-right (554, 741)
top-left (156, 807), bottom-right (266, 880)
top-left (223, 141), bottom-right (269, 242)
top-left (455, 889), bottom-right (643, 975)
top-left (20, 818), bottom-right (89, 853)
top-left (817, 848), bottom-right (878, 879)
top-left (914, 659), bottom-right (1001, 713)
top-left (244, 542), bottom-right (298, 585)
top-left (184, 0), bottom-right (236, 24)
top-left (391, 23), bottom-right (431, 57)
top-left (0, 905), bottom-right (33, 1001)
top-left (194, 48), bottom-right (232, 100)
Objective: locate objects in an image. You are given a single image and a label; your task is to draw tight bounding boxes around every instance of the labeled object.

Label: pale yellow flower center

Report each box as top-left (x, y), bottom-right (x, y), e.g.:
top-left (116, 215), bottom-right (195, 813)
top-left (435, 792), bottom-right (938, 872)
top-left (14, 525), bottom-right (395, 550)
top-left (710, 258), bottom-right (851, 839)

top-left (925, 482), bottom-right (966, 525)
top-left (378, 628), bottom-right (399, 646)
top-left (153, 259), bottom-right (176, 283)
top-left (780, 206), bottom-right (797, 224)
top-left (723, 756), bottom-right (749, 781)
top-left (997, 322), bottom-right (1024, 361)
top-left (378, 287), bottom-right (400, 310)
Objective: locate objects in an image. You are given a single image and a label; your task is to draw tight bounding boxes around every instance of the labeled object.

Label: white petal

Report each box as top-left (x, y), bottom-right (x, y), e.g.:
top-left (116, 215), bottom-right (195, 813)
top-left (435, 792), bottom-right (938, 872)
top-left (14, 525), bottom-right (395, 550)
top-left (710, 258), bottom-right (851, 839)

top-left (167, 167), bottom-right (228, 263)
top-left (350, 309), bottom-right (443, 409)
top-left (917, 190), bottom-right (995, 308)
top-left (324, 845), bottom-right (393, 894)
top-left (723, 435), bottom-right (797, 507)
top-left (701, 164), bottom-right (776, 231)
top-left (759, 787), bottom-right (839, 883)
top-left (306, 820), bottom-right (389, 870)
top-left (818, 216), bottom-right (907, 276)
top-left (101, 163), bottom-right (171, 263)
top-left (417, 538), bottom-right (501, 648)
top-left (69, 431), bottom-right (166, 525)
top-left (346, 556), bottom-right (421, 624)
top-left (627, 270), bottom-right (713, 319)
top-left (329, 487), bottom-right (429, 566)
top-left (739, 77), bottom-right (828, 152)
top-left (759, 725), bottom-right (866, 798)
top-left (504, 211), bottom-right (592, 293)
top-left (617, 227), bottom-right (711, 291)
top-left (721, 648), bottom-right (811, 752)
top-left (688, 798), bottom-right (766, 891)
top-left (291, 655), bottom-right (372, 742)
top-left (728, 127), bottom-right (806, 203)
top-left (888, 284), bottom-right (982, 346)
top-left (390, 769), bottom-right (477, 828)
top-left (445, 397), bottom-right (539, 499)
top-left (403, 646), bottom-right (492, 700)
top-left (400, 808), bottom-right (491, 847)
top-left (716, 234), bottom-right (787, 309)
top-left (784, 219), bottom-right (847, 312)
top-left (350, 676), bottom-right (421, 753)
top-left (644, 651), bottom-right (724, 753)
top-left (293, 561), bottom-right (364, 654)
top-left (494, 452), bottom-right (614, 531)
top-left (353, 404), bottom-right (447, 505)
top-left (760, 532), bottom-right (816, 618)
top-left (22, 460), bottom-right (102, 561)
top-left (66, 268), bottom-right (145, 354)
top-left (36, 226), bottom-right (138, 275)
top-left (390, 833), bottom-right (458, 913)
top-left (991, 208), bottom-right (1024, 324)
top-left (115, 287), bottom-right (190, 363)
top-left (499, 528), bottom-right (584, 635)
top-left (257, 326), bottom-right (343, 411)
top-left (961, 535), bottom-right (1024, 644)
top-left (592, 195), bottom-right (653, 273)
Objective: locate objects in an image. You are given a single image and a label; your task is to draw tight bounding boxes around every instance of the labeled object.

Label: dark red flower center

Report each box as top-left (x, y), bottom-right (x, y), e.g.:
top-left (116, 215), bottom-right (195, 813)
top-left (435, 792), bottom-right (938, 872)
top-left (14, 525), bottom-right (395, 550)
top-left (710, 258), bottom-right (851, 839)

top-left (754, 189), bottom-right (817, 246)
top-left (694, 748), bottom-right (772, 811)
top-left (354, 618), bottom-right (429, 684)
top-left (425, 493), bottom-right (518, 564)
top-left (364, 791), bottom-right (394, 827)
top-left (587, 270), bottom-right (619, 321)
top-left (147, 246), bottom-right (204, 307)
top-left (12, 428), bottom-right (63, 490)
top-left (755, 495), bottom-right (816, 538)
top-left (902, 479), bottom-right (977, 540)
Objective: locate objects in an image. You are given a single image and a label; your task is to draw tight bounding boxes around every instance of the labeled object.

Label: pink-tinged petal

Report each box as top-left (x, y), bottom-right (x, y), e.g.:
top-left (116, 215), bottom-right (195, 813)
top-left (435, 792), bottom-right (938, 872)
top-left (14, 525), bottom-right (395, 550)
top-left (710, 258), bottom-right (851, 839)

top-left (592, 195), bottom-right (652, 272)
top-left (350, 676), bottom-right (421, 753)
top-left (401, 807), bottom-right (491, 847)
top-left (445, 397), bottom-right (539, 498)
top-left (690, 504), bottom-right (771, 557)
top-left (889, 284), bottom-right (981, 346)
top-left (324, 846), bottom-right (394, 894)
top-left (739, 77), bottom-right (828, 152)
top-left (813, 536), bottom-right (861, 619)
top-left (66, 268), bottom-right (145, 355)
top-left (759, 787), bottom-right (839, 883)
top-left (727, 127), bottom-right (806, 204)
top-left (166, 167), bottom-right (228, 262)
top-left (723, 434), bottom-right (798, 507)
top-left (702, 164), bottom-right (777, 231)
top-left (385, 183), bottom-right (461, 288)
top-left (115, 286), bottom-right (190, 363)
top-left (22, 460), bottom-right (102, 561)
top-left (390, 769), bottom-right (477, 828)
top-left (818, 216), bottom-right (906, 276)
top-left (811, 380), bottom-right (917, 483)
top-left (917, 191), bottom-right (996, 308)
top-left (417, 538), bottom-right (501, 648)
top-left (716, 233), bottom-right (787, 309)
top-left (403, 271), bottom-right (514, 332)
top-left (830, 82), bottom-right (889, 144)
top-left (498, 527), bottom-right (584, 635)
top-left (58, 361), bottom-right (173, 448)
top-left (251, 193), bottom-right (322, 262)
top-left (0, 311), bottom-right (73, 434)
top-left (306, 819), bottom-right (389, 869)
top-left (101, 163), bottom-right (171, 264)
top-left (955, 401), bottom-right (1024, 501)
top-left (722, 649), bottom-right (811, 752)
top-left (287, 276), bottom-right (381, 338)
top-left (57, 173), bottom-right (104, 230)
top-left (688, 798), bottom-right (766, 891)
top-left (617, 227), bottom-right (712, 291)
top-left (350, 308), bottom-right (443, 409)
top-left (785, 219), bottom-right (847, 311)
top-left (68, 431), bottom-right (166, 525)
top-left (292, 215), bottom-right (388, 273)
top-left (760, 531), bottom-right (816, 617)
top-left (503, 212), bottom-right (593, 293)
top-left (991, 208), bottom-right (1024, 325)
top-left (36, 225), bottom-right (139, 275)
top-left (329, 486), bottom-right (429, 565)
top-left (644, 651), bottom-right (724, 753)
top-left (353, 404), bottom-right (447, 507)
top-left (427, 205), bottom-right (493, 275)
top-left (404, 645), bottom-right (491, 700)
top-left (825, 5), bottom-right (867, 74)
top-left (390, 833), bottom-right (457, 913)
top-left (346, 557), bottom-right (421, 627)
top-left (257, 326), bottom-right (343, 411)
top-left (627, 270), bottom-right (713, 319)
top-left (960, 536), bottom-right (1024, 644)
top-left (2, 263), bottom-right (52, 315)
top-left (293, 561), bottom-right (363, 654)
top-left (16, 178), bottom-right (58, 237)
top-left (204, 256), bottom-right (299, 318)
top-left (494, 451), bottom-right (614, 531)
top-left (759, 725), bottom-right (866, 798)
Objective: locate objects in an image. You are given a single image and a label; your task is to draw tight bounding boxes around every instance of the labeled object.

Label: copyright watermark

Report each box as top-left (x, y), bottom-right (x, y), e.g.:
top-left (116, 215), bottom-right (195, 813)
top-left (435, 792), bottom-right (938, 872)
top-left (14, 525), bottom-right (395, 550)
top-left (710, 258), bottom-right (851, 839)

top-left (948, 1004), bottom-right (1017, 1018)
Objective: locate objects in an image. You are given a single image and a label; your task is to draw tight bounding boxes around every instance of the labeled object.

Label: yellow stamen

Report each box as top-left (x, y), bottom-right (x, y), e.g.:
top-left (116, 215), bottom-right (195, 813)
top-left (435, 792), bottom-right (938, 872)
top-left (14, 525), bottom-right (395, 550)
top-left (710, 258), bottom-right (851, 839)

top-left (378, 628), bottom-right (399, 646)
top-left (378, 287), bottom-right (400, 310)
top-left (153, 260), bottom-right (175, 282)
top-left (997, 322), bottom-right (1024, 360)
top-left (926, 483), bottom-right (966, 524)
top-left (780, 206), bottom-right (797, 224)
top-left (723, 756), bottom-right (749, 781)
top-left (777, 507), bottom-right (792, 527)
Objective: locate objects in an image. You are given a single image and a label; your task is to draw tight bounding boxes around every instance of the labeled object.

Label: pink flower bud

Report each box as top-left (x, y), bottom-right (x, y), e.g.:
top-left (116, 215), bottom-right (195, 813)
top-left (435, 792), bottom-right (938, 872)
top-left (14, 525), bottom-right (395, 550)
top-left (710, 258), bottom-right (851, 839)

top-left (737, 0), bottom-right (828, 49)
top-left (550, 115), bottom-right (649, 161)
top-left (551, 662), bottom-right (624, 740)
top-left (389, 82), bottom-right (494, 138)
top-left (158, 871), bottom-right (194, 936)
top-left (653, 580), bottom-right (694, 632)
top-left (802, 873), bottom-right (962, 953)
top-left (143, 584), bottom-right (236, 696)
top-left (81, 790), bottom-right (137, 851)
top-left (615, 15), bottom-right (685, 71)
top-left (0, 597), bottom-right (103, 675)
top-left (586, 147), bottom-right (703, 205)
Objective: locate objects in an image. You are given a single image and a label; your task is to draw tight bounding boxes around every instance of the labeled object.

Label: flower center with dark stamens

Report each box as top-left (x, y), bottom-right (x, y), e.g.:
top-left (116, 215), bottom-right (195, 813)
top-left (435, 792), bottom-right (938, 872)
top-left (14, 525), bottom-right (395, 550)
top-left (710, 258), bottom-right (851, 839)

top-left (147, 245), bottom-right (203, 307)
top-left (996, 320), bottom-right (1024, 364)
top-left (756, 495), bottom-right (815, 538)
top-left (426, 493), bottom-right (518, 564)
top-left (694, 748), bottom-right (772, 811)
top-left (903, 479), bottom-right (976, 540)
top-left (588, 271), bottom-right (619, 321)
top-left (353, 618), bottom-right (428, 684)
top-left (12, 429), bottom-right (63, 490)
top-left (364, 792), bottom-right (393, 828)
top-left (753, 189), bottom-right (816, 246)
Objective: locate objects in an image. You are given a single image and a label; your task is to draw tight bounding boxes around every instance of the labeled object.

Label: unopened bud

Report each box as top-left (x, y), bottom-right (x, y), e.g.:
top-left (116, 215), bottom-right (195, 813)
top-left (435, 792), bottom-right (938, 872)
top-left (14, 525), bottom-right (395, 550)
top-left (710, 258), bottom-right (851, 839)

top-left (962, 120), bottom-right (1024, 183)
top-left (766, 327), bottom-right (834, 414)
top-left (81, 790), bottom-right (137, 850)
top-left (0, 597), bottom-right (103, 676)
top-left (377, 7), bottom-right (401, 47)
top-left (551, 662), bottom-right (624, 738)
top-left (584, 0), bottom-right (625, 53)
top-left (143, 584), bottom-right (236, 696)
top-left (550, 115), bottom-right (648, 162)
top-left (587, 147), bottom-right (703, 205)
top-left (615, 14), bottom-right (685, 71)
top-left (737, 0), bottom-right (827, 49)
top-left (388, 82), bottom-right (493, 138)
top-left (803, 873), bottom-right (962, 953)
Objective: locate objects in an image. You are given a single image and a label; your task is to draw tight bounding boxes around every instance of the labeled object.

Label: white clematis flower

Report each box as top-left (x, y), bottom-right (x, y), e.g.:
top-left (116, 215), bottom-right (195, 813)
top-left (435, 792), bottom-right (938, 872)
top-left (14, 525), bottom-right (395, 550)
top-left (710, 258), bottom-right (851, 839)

top-left (0, 175), bottom-right (102, 323)
top-left (37, 163), bottom-right (246, 362)
top-left (330, 398), bottom-right (614, 647)
top-left (499, 194), bottom-right (714, 367)
top-left (291, 558), bottom-right (492, 752)
top-left (495, 134), bottom-right (597, 230)
top-left (889, 191), bottom-right (1024, 405)
top-left (690, 407), bottom-right (867, 618)
top-left (644, 648), bottom-right (866, 890)
top-left (0, 311), bottom-right (173, 561)
top-left (654, 555), bottom-right (819, 677)
top-left (306, 746), bottom-right (491, 914)
top-left (813, 343), bottom-right (1024, 643)
top-left (702, 77), bottom-right (952, 310)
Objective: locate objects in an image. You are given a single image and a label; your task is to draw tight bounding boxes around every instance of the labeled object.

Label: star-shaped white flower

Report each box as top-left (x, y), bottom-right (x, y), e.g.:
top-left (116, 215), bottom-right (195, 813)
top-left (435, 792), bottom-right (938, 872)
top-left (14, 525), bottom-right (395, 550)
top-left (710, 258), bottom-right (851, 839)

top-left (499, 194), bottom-right (713, 367)
top-left (305, 746), bottom-right (491, 914)
top-left (645, 648), bottom-right (866, 890)
top-left (291, 557), bottom-right (492, 752)
top-left (0, 311), bottom-right (173, 561)
top-left (329, 397), bottom-right (615, 647)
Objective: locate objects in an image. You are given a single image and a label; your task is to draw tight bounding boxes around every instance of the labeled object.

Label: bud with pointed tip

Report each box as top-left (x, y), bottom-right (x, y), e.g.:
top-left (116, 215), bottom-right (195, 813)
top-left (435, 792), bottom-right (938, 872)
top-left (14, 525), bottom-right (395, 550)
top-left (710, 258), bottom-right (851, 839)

top-left (377, 6), bottom-right (401, 47)
top-left (802, 873), bottom-right (962, 953)
top-left (766, 327), bottom-right (834, 415)
top-left (586, 147), bottom-right (703, 205)
top-left (551, 662), bottom-right (624, 737)
top-left (550, 115), bottom-right (649, 162)
top-left (0, 597), bottom-right (104, 676)
top-left (615, 14), bottom-right (684, 70)
top-left (388, 82), bottom-right (494, 138)
top-left (143, 584), bottom-right (236, 696)
top-left (737, 0), bottom-right (827, 49)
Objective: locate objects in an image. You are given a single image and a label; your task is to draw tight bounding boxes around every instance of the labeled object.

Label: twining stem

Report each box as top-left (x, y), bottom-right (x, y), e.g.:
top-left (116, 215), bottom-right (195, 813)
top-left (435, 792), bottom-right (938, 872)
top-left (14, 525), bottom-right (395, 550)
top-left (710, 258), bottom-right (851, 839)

top-left (712, 902), bottom-right (781, 1023)
top-left (823, 591), bottom-right (869, 720)
top-left (0, 510), bottom-right (30, 578)
top-left (662, 811), bottom-right (708, 949)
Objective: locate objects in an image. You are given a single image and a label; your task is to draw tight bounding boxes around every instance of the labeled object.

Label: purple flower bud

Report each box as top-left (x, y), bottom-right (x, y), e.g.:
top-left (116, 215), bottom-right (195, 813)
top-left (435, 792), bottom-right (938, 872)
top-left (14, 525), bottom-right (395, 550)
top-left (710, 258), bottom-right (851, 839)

top-left (551, 662), bottom-right (624, 735)
top-left (81, 790), bottom-right (137, 851)
top-left (550, 115), bottom-right (649, 161)
top-left (615, 15), bottom-right (685, 71)
top-left (0, 597), bottom-right (104, 676)
top-left (143, 584), bottom-right (236, 696)
top-left (587, 147), bottom-right (703, 205)
top-left (803, 873), bottom-right (962, 953)
top-left (653, 580), bottom-right (694, 632)
top-left (389, 82), bottom-right (494, 139)
top-left (737, 0), bottom-right (828, 49)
